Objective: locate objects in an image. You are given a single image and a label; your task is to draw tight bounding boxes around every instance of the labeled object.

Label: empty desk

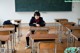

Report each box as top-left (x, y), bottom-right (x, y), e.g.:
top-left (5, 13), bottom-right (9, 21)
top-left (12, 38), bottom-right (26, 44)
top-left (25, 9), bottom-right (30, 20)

top-left (30, 34), bottom-right (58, 53)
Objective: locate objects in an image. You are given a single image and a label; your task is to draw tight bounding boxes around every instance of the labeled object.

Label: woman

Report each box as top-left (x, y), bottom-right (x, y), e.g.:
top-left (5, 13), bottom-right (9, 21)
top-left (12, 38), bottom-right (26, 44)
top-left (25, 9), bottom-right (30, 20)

top-left (26, 11), bottom-right (45, 48)
top-left (29, 11), bottom-right (45, 27)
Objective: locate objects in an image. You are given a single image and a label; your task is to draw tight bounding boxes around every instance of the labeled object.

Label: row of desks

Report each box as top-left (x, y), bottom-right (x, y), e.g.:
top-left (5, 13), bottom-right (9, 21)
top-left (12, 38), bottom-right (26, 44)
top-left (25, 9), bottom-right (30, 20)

top-left (55, 19), bottom-right (80, 47)
top-left (29, 21), bottom-right (80, 53)
top-left (0, 20), bottom-right (21, 53)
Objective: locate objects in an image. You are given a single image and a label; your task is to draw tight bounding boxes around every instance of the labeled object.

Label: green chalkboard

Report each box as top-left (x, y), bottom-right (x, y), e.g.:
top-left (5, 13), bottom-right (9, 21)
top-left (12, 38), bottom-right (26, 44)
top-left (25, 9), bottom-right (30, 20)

top-left (15, 0), bottom-right (72, 12)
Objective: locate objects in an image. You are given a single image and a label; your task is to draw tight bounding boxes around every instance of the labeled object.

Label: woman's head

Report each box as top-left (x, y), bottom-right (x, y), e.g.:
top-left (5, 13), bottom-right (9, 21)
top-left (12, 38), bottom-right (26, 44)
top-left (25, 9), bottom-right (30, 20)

top-left (34, 11), bottom-right (40, 19)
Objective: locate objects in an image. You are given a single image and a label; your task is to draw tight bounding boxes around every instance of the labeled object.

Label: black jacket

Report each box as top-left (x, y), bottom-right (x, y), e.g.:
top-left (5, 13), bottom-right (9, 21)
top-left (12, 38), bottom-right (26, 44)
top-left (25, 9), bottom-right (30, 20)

top-left (29, 17), bottom-right (45, 27)
top-left (3, 20), bottom-right (12, 25)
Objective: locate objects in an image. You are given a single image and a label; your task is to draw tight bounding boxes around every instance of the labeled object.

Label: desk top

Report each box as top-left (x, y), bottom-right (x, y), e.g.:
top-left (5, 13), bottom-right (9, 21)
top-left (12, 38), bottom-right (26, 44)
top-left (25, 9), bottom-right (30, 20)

top-left (30, 34), bottom-right (58, 40)
top-left (66, 26), bottom-right (80, 31)
top-left (60, 22), bottom-right (76, 28)
top-left (55, 19), bottom-right (68, 22)
top-left (61, 22), bottom-right (75, 25)
top-left (30, 26), bottom-right (49, 31)
top-left (0, 28), bottom-right (14, 31)
top-left (14, 20), bottom-right (21, 23)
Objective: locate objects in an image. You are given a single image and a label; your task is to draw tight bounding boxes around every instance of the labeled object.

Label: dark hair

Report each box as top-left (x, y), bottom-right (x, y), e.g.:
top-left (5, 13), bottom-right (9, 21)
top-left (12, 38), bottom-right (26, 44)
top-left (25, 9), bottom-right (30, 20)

top-left (34, 11), bottom-right (40, 16)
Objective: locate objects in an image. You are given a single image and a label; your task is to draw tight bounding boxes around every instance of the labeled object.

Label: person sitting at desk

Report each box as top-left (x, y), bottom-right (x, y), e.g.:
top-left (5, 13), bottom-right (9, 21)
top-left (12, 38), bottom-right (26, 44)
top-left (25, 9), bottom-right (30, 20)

top-left (25, 10), bottom-right (45, 49)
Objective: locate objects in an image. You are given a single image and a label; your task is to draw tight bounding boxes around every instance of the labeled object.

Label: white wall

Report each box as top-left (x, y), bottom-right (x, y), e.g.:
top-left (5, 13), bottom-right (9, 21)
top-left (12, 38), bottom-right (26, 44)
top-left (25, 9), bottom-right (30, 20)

top-left (0, 0), bottom-right (80, 25)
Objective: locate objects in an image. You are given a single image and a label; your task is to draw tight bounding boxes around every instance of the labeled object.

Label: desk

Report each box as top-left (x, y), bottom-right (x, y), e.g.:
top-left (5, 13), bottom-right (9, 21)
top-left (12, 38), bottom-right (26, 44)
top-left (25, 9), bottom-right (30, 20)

top-left (30, 27), bottom-right (49, 34)
top-left (55, 19), bottom-right (68, 43)
top-left (55, 21), bottom-right (75, 43)
top-left (14, 20), bottom-right (21, 43)
top-left (0, 28), bottom-right (15, 53)
top-left (61, 22), bottom-right (75, 26)
top-left (68, 32), bottom-right (80, 47)
top-left (30, 34), bottom-right (58, 53)
top-left (70, 26), bottom-right (80, 41)
top-left (55, 19), bottom-right (68, 23)
top-left (66, 26), bottom-right (80, 47)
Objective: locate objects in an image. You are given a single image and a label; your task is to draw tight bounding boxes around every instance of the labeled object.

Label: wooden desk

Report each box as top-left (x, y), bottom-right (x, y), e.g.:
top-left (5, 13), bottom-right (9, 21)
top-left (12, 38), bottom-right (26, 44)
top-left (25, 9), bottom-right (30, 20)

top-left (61, 22), bottom-right (76, 33)
top-left (61, 22), bottom-right (75, 26)
top-left (70, 26), bottom-right (80, 41)
top-left (65, 26), bottom-right (80, 47)
top-left (55, 19), bottom-right (68, 43)
top-left (30, 34), bottom-right (58, 53)
top-left (71, 33), bottom-right (80, 41)
top-left (56, 22), bottom-right (75, 43)
top-left (55, 19), bottom-right (68, 23)
top-left (66, 26), bottom-right (80, 32)
top-left (0, 28), bottom-right (15, 52)
top-left (14, 20), bottom-right (21, 43)
top-left (30, 26), bottom-right (49, 34)
top-left (14, 20), bottom-right (21, 23)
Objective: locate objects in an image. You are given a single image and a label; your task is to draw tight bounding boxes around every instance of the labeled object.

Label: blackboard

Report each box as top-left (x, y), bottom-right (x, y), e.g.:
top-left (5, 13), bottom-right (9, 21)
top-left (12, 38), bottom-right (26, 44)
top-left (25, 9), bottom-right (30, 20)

top-left (15, 0), bottom-right (72, 12)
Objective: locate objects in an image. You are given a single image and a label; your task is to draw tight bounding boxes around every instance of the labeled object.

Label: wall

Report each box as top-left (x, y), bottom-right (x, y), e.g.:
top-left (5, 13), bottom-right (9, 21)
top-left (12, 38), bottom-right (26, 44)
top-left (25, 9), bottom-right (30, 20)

top-left (0, 0), bottom-right (80, 25)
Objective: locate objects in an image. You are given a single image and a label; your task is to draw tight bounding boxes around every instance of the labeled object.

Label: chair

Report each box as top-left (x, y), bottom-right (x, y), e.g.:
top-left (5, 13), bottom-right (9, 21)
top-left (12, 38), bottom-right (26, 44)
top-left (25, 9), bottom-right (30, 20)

top-left (37, 41), bottom-right (57, 53)
top-left (0, 31), bottom-right (10, 53)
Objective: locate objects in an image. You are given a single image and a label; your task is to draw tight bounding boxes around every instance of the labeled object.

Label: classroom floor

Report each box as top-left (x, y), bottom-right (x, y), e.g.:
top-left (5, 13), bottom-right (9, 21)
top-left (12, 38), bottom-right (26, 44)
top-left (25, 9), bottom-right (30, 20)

top-left (14, 27), bottom-right (80, 53)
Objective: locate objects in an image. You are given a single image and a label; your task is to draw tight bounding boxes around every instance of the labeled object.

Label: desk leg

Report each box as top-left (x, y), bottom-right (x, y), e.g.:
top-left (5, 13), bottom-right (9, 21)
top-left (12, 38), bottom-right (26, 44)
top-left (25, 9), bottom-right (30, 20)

top-left (32, 39), bottom-right (35, 53)
top-left (78, 20), bottom-right (79, 25)
top-left (13, 32), bottom-right (15, 49)
top-left (58, 24), bottom-right (62, 43)
top-left (12, 31), bottom-right (15, 53)
top-left (11, 35), bottom-right (13, 53)
top-left (14, 33), bottom-right (16, 46)
top-left (7, 41), bottom-right (9, 53)
top-left (67, 30), bottom-right (70, 47)
top-left (18, 24), bottom-right (21, 43)
top-left (55, 22), bottom-right (58, 34)
top-left (67, 33), bottom-right (75, 47)
top-left (72, 36), bottom-right (75, 46)
top-left (17, 24), bottom-right (20, 43)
